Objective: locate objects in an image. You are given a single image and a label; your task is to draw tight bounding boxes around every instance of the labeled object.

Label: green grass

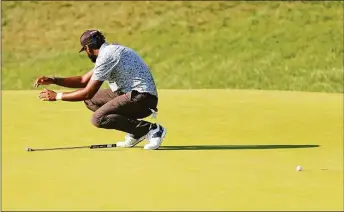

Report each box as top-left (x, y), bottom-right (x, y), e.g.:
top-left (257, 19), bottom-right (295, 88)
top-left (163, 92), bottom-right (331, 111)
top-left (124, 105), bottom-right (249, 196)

top-left (1, 1), bottom-right (343, 92)
top-left (2, 89), bottom-right (343, 210)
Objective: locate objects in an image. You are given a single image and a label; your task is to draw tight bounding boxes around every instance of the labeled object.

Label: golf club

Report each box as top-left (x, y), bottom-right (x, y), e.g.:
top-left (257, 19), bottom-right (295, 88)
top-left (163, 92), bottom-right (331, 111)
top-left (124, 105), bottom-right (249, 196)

top-left (26, 143), bottom-right (117, 152)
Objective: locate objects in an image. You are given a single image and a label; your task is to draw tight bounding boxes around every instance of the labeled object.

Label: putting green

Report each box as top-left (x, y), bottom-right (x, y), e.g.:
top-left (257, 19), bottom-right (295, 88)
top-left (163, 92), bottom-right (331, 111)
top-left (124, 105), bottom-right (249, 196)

top-left (2, 90), bottom-right (343, 210)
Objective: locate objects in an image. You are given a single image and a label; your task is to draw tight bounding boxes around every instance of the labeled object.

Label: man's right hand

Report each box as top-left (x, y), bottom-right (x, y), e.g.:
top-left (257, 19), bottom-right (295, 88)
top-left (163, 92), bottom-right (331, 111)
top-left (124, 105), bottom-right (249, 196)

top-left (33, 70), bottom-right (93, 89)
top-left (34, 76), bottom-right (55, 88)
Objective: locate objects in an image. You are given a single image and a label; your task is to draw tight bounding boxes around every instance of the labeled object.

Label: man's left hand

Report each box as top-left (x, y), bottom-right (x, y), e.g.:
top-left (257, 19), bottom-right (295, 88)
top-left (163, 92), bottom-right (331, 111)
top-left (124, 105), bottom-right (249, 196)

top-left (38, 88), bottom-right (57, 101)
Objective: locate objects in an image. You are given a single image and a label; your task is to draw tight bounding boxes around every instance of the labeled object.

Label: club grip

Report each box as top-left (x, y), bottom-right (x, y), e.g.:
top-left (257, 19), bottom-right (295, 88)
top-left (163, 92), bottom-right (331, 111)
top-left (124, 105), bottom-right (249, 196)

top-left (90, 144), bottom-right (117, 149)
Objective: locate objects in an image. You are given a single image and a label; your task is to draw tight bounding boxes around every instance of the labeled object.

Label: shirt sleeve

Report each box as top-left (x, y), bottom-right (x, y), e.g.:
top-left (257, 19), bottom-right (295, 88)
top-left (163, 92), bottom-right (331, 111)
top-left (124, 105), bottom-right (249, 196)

top-left (91, 52), bottom-right (120, 81)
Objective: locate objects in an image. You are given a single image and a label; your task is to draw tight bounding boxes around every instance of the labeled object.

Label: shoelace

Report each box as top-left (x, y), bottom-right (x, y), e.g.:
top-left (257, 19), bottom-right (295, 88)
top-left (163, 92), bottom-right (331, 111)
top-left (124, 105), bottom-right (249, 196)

top-left (147, 124), bottom-right (160, 140)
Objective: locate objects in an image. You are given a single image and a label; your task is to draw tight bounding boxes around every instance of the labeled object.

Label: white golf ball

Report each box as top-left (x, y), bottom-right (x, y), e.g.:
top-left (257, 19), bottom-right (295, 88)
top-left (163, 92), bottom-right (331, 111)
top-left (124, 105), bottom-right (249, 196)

top-left (296, 165), bottom-right (302, 171)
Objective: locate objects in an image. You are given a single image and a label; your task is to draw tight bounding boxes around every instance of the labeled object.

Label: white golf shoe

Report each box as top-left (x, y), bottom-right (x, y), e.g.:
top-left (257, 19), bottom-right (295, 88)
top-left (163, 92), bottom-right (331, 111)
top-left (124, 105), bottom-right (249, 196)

top-left (116, 133), bottom-right (146, 148)
top-left (144, 124), bottom-right (167, 150)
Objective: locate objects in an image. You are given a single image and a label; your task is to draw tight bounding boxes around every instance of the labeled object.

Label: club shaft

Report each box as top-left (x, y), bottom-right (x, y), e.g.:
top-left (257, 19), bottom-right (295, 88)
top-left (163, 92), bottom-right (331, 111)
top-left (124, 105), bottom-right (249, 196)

top-left (31, 146), bottom-right (90, 151)
top-left (30, 144), bottom-right (117, 151)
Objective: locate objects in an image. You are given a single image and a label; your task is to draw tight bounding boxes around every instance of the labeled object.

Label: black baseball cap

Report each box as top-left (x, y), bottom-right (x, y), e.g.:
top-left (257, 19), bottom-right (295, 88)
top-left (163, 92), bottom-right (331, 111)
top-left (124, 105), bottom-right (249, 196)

top-left (78, 29), bottom-right (105, 53)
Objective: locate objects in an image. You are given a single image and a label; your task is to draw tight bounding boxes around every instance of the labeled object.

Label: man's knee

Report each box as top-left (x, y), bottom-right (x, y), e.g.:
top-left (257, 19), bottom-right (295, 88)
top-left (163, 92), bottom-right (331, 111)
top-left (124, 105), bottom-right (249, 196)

top-left (84, 99), bottom-right (92, 107)
top-left (84, 99), bottom-right (98, 112)
top-left (91, 112), bottom-right (121, 128)
top-left (91, 112), bottom-right (103, 128)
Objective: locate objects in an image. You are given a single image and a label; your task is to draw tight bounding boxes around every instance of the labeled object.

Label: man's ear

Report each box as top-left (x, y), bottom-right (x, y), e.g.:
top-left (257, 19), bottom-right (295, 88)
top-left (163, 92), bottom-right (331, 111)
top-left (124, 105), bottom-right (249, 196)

top-left (85, 45), bottom-right (90, 54)
top-left (86, 46), bottom-right (94, 54)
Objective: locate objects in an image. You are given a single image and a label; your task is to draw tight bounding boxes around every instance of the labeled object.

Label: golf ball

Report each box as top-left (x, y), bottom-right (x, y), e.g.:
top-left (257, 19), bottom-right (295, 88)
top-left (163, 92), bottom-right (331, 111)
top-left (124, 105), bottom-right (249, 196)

top-left (296, 165), bottom-right (302, 171)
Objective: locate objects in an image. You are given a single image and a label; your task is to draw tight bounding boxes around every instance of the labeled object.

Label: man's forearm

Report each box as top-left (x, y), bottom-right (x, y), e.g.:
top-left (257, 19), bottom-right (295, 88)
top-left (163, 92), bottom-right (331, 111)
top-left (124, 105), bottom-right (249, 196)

top-left (57, 79), bottom-right (103, 102)
top-left (58, 89), bottom-right (90, 101)
top-left (53, 76), bottom-right (87, 88)
top-left (53, 69), bottom-right (94, 88)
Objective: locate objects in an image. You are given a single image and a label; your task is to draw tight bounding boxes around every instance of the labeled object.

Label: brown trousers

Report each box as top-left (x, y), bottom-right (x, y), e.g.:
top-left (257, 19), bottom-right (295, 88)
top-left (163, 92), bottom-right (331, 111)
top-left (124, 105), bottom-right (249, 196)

top-left (84, 89), bottom-right (158, 138)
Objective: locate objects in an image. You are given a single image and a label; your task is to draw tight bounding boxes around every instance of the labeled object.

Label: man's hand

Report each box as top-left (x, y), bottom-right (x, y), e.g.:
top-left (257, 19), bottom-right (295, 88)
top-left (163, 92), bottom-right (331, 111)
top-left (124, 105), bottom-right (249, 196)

top-left (34, 76), bottom-right (55, 88)
top-left (38, 88), bottom-right (57, 101)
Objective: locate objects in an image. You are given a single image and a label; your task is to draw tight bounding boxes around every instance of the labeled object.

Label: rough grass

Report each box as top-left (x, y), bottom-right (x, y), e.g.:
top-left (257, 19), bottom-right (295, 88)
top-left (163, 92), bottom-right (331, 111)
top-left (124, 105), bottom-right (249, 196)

top-left (1, 1), bottom-right (344, 92)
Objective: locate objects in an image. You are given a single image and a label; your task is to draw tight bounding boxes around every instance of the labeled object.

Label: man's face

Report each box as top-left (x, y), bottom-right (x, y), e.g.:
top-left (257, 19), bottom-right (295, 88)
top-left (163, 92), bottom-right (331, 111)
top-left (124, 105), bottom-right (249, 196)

top-left (86, 47), bottom-right (98, 63)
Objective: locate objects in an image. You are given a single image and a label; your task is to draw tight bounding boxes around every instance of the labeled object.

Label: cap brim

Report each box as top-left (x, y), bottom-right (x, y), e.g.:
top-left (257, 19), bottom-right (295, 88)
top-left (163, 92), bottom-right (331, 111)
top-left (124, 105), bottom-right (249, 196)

top-left (79, 46), bottom-right (85, 53)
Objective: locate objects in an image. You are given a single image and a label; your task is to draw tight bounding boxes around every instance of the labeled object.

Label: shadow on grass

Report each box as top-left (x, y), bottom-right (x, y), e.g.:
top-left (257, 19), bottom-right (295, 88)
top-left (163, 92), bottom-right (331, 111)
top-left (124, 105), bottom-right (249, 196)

top-left (158, 144), bottom-right (320, 151)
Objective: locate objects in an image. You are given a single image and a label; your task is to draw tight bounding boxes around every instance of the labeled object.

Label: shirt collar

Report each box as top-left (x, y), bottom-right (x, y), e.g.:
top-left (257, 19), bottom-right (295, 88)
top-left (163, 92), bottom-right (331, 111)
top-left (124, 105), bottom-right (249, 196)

top-left (99, 42), bottom-right (109, 53)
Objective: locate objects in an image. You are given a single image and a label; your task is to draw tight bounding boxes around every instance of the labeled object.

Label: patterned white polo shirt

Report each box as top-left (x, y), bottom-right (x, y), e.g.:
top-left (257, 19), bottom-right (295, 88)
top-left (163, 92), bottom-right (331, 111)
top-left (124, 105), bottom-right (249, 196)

top-left (91, 42), bottom-right (158, 97)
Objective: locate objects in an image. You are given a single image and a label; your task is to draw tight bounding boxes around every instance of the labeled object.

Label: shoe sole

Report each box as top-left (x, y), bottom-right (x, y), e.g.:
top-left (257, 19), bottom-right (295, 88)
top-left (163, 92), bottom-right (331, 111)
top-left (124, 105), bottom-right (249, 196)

top-left (144, 127), bottom-right (167, 150)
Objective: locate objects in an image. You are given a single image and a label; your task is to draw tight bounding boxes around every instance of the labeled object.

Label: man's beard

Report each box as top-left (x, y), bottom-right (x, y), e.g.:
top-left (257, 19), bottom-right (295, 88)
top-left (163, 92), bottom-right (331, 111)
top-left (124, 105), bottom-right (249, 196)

top-left (88, 53), bottom-right (98, 63)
